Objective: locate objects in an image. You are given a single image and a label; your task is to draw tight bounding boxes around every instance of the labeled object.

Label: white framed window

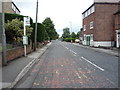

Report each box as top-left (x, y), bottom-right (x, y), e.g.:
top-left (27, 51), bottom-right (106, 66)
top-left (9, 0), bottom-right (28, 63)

top-left (12, 3), bottom-right (16, 12)
top-left (83, 25), bottom-right (86, 31)
top-left (88, 9), bottom-right (90, 16)
top-left (85, 12), bottom-right (87, 17)
top-left (91, 6), bottom-right (95, 13)
top-left (90, 21), bottom-right (94, 29)
top-left (83, 5), bottom-right (95, 18)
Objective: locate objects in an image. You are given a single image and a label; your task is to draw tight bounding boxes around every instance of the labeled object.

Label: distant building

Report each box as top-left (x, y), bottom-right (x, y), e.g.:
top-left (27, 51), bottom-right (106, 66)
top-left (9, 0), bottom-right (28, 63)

top-left (81, 0), bottom-right (120, 47)
top-left (0, 0), bottom-right (20, 14)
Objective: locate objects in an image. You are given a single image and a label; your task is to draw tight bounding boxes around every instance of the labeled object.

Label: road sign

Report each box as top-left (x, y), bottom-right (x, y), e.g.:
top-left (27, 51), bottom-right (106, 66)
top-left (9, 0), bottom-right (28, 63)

top-left (23, 36), bottom-right (28, 45)
top-left (24, 17), bottom-right (30, 26)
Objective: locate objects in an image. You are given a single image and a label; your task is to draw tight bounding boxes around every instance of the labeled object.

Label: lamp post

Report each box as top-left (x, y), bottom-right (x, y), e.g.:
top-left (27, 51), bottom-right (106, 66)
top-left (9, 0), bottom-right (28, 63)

top-left (34, 0), bottom-right (39, 51)
top-left (2, 0), bottom-right (7, 65)
top-left (69, 22), bottom-right (72, 43)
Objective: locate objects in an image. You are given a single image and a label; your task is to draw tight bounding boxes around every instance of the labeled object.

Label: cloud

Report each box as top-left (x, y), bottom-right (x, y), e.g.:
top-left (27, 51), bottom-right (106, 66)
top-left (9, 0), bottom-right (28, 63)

top-left (13, 0), bottom-right (93, 36)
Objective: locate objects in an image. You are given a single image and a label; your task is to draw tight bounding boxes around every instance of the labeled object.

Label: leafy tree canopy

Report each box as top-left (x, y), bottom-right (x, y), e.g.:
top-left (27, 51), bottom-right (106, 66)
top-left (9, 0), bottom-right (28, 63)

top-left (71, 32), bottom-right (76, 38)
top-left (62, 27), bottom-right (71, 39)
top-left (42, 17), bottom-right (58, 40)
top-left (76, 31), bottom-right (81, 39)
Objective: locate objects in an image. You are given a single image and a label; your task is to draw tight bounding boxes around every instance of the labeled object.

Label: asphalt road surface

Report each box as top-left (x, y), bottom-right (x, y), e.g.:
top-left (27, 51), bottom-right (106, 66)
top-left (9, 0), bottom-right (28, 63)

top-left (14, 40), bottom-right (118, 88)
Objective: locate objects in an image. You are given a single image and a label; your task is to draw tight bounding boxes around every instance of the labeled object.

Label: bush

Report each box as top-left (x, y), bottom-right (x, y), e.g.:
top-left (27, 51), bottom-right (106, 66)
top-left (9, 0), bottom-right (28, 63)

top-left (31, 23), bottom-right (46, 43)
top-left (5, 19), bottom-right (33, 45)
top-left (63, 38), bottom-right (75, 42)
top-left (4, 13), bottom-right (33, 26)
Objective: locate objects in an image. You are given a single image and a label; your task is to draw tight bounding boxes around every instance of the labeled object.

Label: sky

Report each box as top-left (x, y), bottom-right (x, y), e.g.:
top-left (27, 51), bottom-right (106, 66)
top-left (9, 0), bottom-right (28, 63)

top-left (12, 0), bottom-right (94, 36)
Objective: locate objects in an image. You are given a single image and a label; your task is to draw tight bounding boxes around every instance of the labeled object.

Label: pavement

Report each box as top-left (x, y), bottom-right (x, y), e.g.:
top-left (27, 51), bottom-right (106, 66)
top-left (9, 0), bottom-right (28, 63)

top-left (72, 43), bottom-right (119, 57)
top-left (1, 42), bottom-right (52, 89)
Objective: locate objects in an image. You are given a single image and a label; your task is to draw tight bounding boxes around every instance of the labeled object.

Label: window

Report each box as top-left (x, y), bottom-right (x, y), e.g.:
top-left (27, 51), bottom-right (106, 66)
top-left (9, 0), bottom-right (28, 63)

top-left (91, 6), bottom-right (95, 13)
top-left (90, 21), bottom-right (94, 29)
top-left (83, 25), bottom-right (86, 31)
top-left (12, 3), bottom-right (20, 14)
top-left (82, 5), bottom-right (95, 19)
top-left (88, 9), bottom-right (90, 16)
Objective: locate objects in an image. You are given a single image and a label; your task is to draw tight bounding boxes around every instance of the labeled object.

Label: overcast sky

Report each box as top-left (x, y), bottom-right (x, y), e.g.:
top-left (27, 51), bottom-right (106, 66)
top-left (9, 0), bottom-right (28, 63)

top-left (12, 0), bottom-right (94, 36)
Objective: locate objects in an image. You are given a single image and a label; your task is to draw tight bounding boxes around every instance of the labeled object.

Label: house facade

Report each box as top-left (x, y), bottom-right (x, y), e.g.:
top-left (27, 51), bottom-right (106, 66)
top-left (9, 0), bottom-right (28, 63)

top-left (114, 10), bottom-right (120, 48)
top-left (81, 0), bottom-right (120, 47)
top-left (0, 0), bottom-right (20, 14)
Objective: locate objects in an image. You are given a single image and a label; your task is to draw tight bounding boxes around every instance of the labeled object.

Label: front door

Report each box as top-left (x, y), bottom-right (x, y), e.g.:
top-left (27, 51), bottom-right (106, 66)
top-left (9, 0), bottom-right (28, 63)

top-left (86, 36), bottom-right (90, 46)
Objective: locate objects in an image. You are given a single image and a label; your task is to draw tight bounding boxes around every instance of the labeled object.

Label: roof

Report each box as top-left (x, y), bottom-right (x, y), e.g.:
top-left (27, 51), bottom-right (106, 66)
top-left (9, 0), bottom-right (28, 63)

top-left (12, 2), bottom-right (21, 13)
top-left (82, 4), bottom-right (94, 14)
top-left (82, 2), bottom-right (120, 14)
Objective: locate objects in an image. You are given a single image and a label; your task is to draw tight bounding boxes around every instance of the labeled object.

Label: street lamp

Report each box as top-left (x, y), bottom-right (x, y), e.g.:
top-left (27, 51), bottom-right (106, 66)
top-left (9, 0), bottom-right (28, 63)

top-left (2, 0), bottom-right (7, 65)
top-left (69, 22), bottom-right (73, 43)
top-left (34, 0), bottom-right (38, 51)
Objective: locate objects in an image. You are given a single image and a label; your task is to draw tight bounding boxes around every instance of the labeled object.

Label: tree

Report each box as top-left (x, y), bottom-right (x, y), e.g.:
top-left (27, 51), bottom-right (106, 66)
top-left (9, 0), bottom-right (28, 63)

top-left (5, 19), bottom-right (33, 45)
top-left (71, 32), bottom-right (76, 38)
top-left (31, 23), bottom-right (46, 43)
top-left (42, 17), bottom-right (58, 40)
top-left (76, 31), bottom-right (81, 39)
top-left (62, 27), bottom-right (71, 39)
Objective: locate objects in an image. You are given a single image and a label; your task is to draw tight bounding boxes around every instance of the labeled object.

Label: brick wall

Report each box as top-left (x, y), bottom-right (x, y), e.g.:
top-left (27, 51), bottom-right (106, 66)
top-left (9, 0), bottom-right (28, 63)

top-left (114, 13), bottom-right (120, 30)
top-left (0, 45), bottom-right (33, 65)
top-left (94, 3), bottom-right (119, 41)
top-left (0, 42), bottom-right (48, 66)
top-left (82, 12), bottom-right (95, 38)
top-left (113, 12), bottom-right (120, 42)
top-left (82, 3), bottom-right (119, 42)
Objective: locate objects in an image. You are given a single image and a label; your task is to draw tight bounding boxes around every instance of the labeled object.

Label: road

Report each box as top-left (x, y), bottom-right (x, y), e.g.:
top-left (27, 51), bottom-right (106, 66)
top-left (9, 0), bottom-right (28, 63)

top-left (14, 40), bottom-right (118, 88)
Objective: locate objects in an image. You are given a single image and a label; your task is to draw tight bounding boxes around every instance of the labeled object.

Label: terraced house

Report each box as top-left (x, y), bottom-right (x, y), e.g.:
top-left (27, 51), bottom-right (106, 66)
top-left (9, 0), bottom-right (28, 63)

top-left (0, 0), bottom-right (20, 14)
top-left (81, 0), bottom-right (120, 47)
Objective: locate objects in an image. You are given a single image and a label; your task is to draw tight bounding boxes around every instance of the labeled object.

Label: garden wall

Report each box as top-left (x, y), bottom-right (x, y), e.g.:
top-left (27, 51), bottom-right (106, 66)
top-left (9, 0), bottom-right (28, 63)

top-left (0, 45), bottom-right (33, 66)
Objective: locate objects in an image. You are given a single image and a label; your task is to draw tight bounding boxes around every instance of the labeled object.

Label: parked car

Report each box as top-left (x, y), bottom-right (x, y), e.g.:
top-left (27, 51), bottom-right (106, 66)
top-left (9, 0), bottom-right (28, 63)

top-left (75, 39), bottom-right (80, 43)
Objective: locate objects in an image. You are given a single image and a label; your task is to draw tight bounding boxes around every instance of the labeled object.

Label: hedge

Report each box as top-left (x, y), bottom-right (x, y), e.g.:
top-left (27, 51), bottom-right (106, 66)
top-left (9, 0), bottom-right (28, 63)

top-left (63, 38), bottom-right (75, 42)
top-left (1, 13), bottom-right (34, 27)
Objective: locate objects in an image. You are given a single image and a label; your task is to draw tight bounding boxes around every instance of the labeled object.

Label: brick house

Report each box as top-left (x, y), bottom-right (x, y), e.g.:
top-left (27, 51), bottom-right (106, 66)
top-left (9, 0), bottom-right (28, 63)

top-left (81, 0), bottom-right (120, 47)
top-left (0, 0), bottom-right (20, 14)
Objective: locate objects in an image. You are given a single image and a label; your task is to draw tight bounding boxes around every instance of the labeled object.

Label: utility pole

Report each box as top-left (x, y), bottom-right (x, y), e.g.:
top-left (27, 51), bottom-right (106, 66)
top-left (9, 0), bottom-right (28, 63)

top-left (34, 0), bottom-right (38, 51)
top-left (2, 0), bottom-right (7, 65)
top-left (69, 22), bottom-right (72, 43)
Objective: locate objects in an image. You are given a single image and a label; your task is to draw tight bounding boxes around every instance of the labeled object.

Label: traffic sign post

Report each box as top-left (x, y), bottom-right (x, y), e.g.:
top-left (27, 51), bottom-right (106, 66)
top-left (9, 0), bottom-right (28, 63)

top-left (23, 17), bottom-right (30, 56)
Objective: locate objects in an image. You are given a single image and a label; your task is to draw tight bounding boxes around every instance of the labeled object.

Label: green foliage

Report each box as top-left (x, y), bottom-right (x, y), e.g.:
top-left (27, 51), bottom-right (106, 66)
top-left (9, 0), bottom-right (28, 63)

top-left (0, 45), bottom-right (2, 52)
top-left (5, 19), bottom-right (33, 45)
top-left (71, 32), bottom-right (76, 38)
top-left (42, 17), bottom-right (58, 40)
top-left (76, 31), bottom-right (81, 39)
top-left (63, 38), bottom-right (75, 42)
top-left (4, 13), bottom-right (34, 28)
top-left (62, 27), bottom-right (71, 39)
top-left (4, 13), bottom-right (24, 22)
top-left (31, 23), bottom-right (46, 43)
top-left (37, 23), bottom-right (45, 42)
